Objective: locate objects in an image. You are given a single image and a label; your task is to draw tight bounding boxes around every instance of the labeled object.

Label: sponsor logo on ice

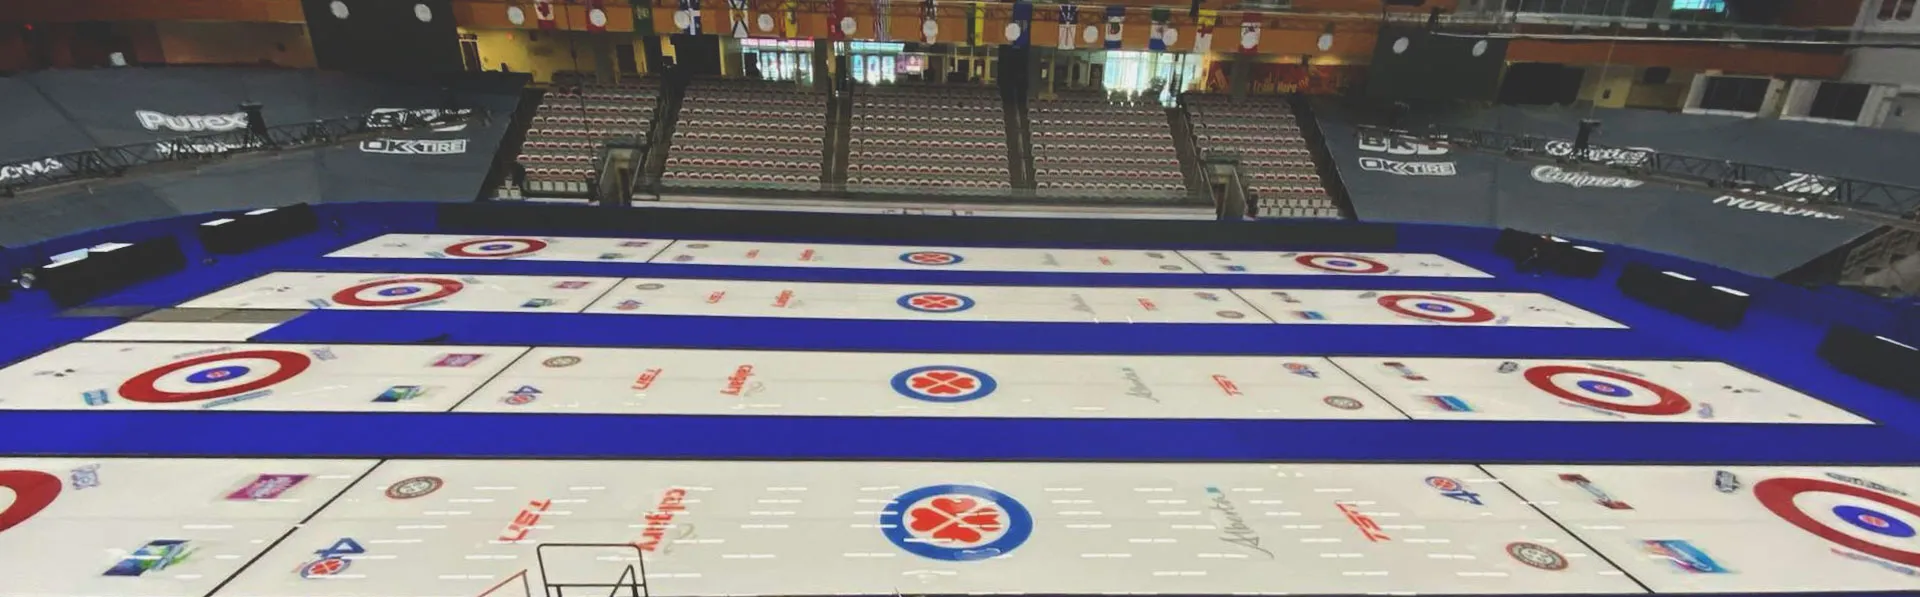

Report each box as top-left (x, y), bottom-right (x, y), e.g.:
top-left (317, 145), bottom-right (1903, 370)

top-left (103, 539), bottom-right (195, 576)
top-left (1337, 502), bottom-right (1391, 542)
top-left (1558, 473), bottom-right (1632, 509)
top-left (636, 488), bottom-right (692, 552)
top-left (228, 474), bottom-right (307, 500)
top-left (386, 476), bottom-right (444, 499)
top-left (1642, 539), bottom-right (1728, 574)
top-left (297, 538), bottom-right (365, 579)
top-left (1205, 486), bottom-right (1275, 558)
top-left (498, 499), bottom-right (553, 542)
top-left (1425, 476), bottom-right (1484, 505)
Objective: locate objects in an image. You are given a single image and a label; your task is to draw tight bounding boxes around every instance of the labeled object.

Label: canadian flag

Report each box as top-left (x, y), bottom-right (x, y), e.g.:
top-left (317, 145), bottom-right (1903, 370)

top-left (534, 0), bottom-right (556, 29)
top-left (829, 0), bottom-right (849, 40)
top-left (1239, 12), bottom-right (1261, 54)
top-left (586, 0), bottom-right (608, 31)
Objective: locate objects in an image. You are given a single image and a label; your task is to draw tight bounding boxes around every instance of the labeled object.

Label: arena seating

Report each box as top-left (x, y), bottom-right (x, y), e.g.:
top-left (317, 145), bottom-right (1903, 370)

top-left (1184, 94), bottom-right (1340, 219)
top-left (848, 84), bottom-right (1012, 191)
top-left (1030, 93), bottom-right (1187, 195)
top-left (516, 72), bottom-right (657, 196)
top-left (665, 78), bottom-right (827, 187)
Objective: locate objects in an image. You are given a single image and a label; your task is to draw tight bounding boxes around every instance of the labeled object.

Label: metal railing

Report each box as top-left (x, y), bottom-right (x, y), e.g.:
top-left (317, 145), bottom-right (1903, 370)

top-left (0, 107), bottom-right (489, 197)
top-left (534, 543), bottom-right (648, 597)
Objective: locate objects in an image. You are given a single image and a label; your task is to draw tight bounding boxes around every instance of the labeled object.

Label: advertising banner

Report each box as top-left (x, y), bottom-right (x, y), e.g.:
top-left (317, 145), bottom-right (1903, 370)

top-left (1313, 100), bottom-right (1888, 276)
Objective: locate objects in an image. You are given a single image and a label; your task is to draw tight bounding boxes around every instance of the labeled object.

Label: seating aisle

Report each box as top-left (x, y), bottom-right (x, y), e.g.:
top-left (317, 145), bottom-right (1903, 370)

top-left (515, 72), bottom-right (658, 196)
top-left (1185, 94), bottom-right (1339, 218)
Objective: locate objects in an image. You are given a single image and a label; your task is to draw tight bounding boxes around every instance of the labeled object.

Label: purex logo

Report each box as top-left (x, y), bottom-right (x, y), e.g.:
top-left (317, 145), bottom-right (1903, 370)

top-left (0, 157), bottom-right (63, 183)
top-left (136, 110), bottom-right (249, 133)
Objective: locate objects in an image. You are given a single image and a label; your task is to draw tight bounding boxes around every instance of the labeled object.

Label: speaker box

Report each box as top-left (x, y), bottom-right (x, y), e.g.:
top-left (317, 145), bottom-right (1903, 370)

top-left (1616, 262), bottom-right (1749, 329)
top-left (39, 236), bottom-right (186, 308)
top-left (1643, 66), bottom-right (1671, 85)
top-left (199, 203), bottom-right (320, 255)
top-left (1494, 228), bottom-right (1542, 261)
top-left (1819, 326), bottom-right (1920, 397)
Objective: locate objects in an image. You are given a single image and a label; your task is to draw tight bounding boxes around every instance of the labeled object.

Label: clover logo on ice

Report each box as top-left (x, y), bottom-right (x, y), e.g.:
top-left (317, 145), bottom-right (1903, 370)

top-left (881, 485), bottom-right (1032, 561)
top-left (891, 366), bottom-right (997, 403)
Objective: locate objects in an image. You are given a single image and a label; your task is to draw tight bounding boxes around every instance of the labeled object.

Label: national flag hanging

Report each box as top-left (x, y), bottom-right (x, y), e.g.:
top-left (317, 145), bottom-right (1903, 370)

top-left (921, 0), bottom-right (938, 43)
top-left (781, 0), bottom-right (798, 37)
top-left (875, 0), bottom-right (891, 40)
top-left (677, 0), bottom-right (703, 34)
top-left (1239, 12), bottom-right (1261, 54)
top-left (829, 0), bottom-right (850, 39)
top-left (728, 0), bottom-right (749, 37)
top-left (750, 0), bottom-right (770, 34)
top-left (968, 2), bottom-right (985, 46)
top-left (585, 0), bottom-right (609, 31)
top-left (534, 0), bottom-right (557, 29)
top-left (1148, 7), bottom-right (1169, 51)
top-left (1057, 5), bottom-right (1078, 50)
top-left (1193, 10), bottom-right (1216, 54)
top-left (1009, 1), bottom-right (1032, 47)
top-left (633, 0), bottom-right (656, 33)
top-left (1104, 6), bottom-right (1124, 49)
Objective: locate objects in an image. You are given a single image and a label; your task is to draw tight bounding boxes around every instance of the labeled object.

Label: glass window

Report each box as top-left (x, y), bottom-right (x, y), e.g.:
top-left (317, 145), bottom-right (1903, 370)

top-left (1671, 0), bottom-right (1725, 11)
top-left (1100, 51), bottom-right (1203, 105)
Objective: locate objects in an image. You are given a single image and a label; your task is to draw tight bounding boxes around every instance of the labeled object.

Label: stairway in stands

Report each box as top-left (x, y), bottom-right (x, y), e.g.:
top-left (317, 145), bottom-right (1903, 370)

top-left (1005, 91), bottom-right (1034, 190)
top-left (514, 72), bottom-right (660, 198)
top-left (1183, 93), bottom-right (1343, 219)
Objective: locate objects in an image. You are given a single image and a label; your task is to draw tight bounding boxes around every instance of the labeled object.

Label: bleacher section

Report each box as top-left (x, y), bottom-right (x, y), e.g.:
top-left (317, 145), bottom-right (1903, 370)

top-left (666, 79), bottom-right (827, 187)
top-left (1185, 95), bottom-right (1338, 219)
top-left (848, 84), bottom-right (1011, 191)
top-left (1030, 93), bottom-right (1187, 195)
top-left (517, 73), bottom-right (657, 196)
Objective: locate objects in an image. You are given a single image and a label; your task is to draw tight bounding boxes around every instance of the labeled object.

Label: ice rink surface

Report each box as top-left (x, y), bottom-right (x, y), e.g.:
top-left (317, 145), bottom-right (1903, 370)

top-left (327, 234), bottom-right (1491, 277)
top-left (5, 459), bottom-right (1920, 596)
top-left (0, 343), bottom-right (1858, 425)
top-left (180, 272), bottom-right (1621, 327)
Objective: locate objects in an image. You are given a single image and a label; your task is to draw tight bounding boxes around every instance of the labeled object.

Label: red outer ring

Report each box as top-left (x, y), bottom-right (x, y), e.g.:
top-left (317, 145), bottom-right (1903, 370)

top-left (444, 238), bottom-right (549, 258)
top-left (1523, 365), bottom-right (1691, 416)
top-left (1295, 254), bottom-right (1390, 274)
top-left (1755, 477), bottom-right (1920, 568)
top-left (0, 470), bottom-right (61, 535)
top-left (330, 277), bottom-right (465, 307)
top-left (118, 350), bottom-right (313, 403)
top-left (1376, 294), bottom-right (1497, 323)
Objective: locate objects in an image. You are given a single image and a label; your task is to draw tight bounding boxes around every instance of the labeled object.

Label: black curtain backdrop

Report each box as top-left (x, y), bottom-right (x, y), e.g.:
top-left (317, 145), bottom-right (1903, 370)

top-left (1366, 28), bottom-right (1509, 102)
top-left (0, 67), bottom-right (527, 247)
top-left (301, 0), bottom-right (464, 74)
top-left (1312, 98), bottom-right (1909, 276)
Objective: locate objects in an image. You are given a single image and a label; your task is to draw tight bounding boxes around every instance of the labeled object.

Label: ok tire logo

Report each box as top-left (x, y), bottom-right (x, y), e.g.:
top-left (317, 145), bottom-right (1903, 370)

top-left (359, 139), bottom-right (469, 155)
top-left (1359, 157), bottom-right (1456, 177)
